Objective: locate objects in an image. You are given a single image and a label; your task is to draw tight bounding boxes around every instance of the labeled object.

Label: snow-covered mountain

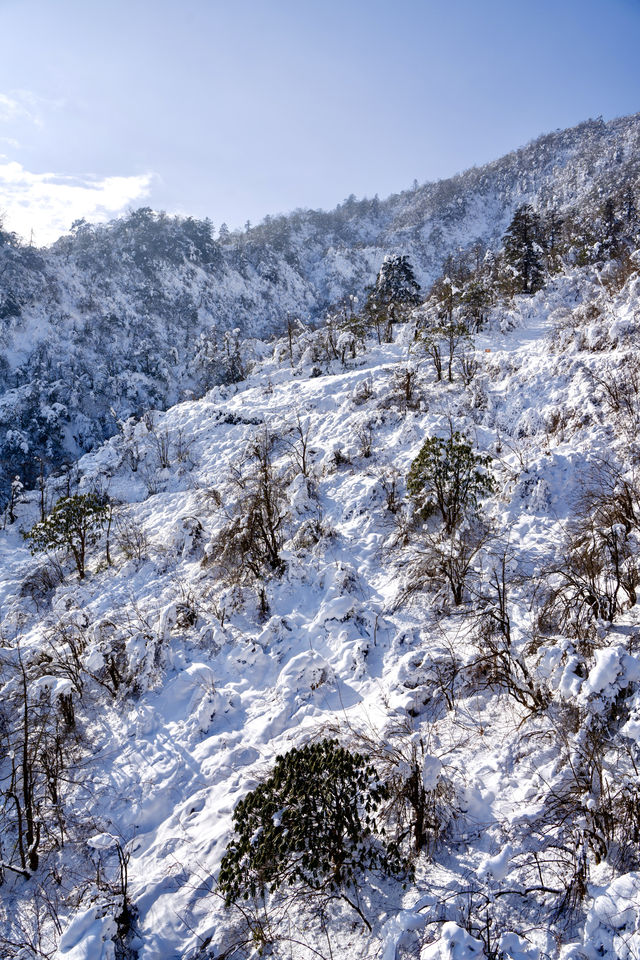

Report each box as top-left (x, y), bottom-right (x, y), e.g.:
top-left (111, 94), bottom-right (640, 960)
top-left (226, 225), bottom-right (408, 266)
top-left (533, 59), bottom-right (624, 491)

top-left (2, 255), bottom-right (640, 958)
top-left (1, 112), bottom-right (640, 960)
top-left (1, 112), bottom-right (640, 500)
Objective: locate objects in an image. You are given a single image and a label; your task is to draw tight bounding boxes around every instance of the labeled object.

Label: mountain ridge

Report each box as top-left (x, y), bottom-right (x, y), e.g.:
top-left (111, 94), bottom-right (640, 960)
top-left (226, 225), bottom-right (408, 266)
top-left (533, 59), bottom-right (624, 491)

top-left (1, 110), bottom-right (639, 498)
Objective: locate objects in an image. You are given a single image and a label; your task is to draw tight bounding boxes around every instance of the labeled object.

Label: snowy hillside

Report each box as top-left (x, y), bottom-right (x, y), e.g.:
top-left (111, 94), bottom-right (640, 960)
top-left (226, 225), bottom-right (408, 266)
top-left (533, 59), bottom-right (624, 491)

top-left (1, 255), bottom-right (640, 958)
top-left (1, 112), bottom-right (640, 501)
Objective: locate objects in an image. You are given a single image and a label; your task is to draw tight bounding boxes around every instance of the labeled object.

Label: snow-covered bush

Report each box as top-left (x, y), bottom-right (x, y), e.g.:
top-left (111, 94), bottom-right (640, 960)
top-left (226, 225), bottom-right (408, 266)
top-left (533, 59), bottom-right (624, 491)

top-left (399, 519), bottom-right (490, 608)
top-left (545, 515), bottom-right (639, 640)
top-left (114, 515), bottom-right (150, 563)
top-left (587, 356), bottom-right (640, 436)
top-left (19, 555), bottom-right (66, 609)
top-left (206, 429), bottom-right (289, 585)
top-left (218, 739), bottom-right (410, 928)
top-left (332, 721), bottom-right (458, 855)
top-left (407, 431), bottom-right (495, 533)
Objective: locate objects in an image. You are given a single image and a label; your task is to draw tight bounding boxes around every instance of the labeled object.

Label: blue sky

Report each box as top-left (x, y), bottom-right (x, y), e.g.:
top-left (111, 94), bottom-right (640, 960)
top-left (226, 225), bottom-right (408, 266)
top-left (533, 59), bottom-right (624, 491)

top-left (0, 0), bottom-right (638, 243)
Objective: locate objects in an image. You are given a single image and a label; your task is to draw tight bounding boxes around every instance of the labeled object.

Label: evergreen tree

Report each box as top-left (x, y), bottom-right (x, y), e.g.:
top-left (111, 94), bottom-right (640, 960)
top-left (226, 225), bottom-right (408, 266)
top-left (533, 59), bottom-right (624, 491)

top-left (218, 739), bottom-right (408, 924)
top-left (365, 254), bottom-right (421, 341)
top-left (24, 492), bottom-right (109, 579)
top-left (622, 184), bottom-right (638, 227)
top-left (407, 432), bottom-right (495, 533)
top-left (599, 197), bottom-right (623, 259)
top-left (502, 204), bottom-right (546, 295)
top-left (461, 276), bottom-right (491, 331)
top-left (541, 208), bottom-right (565, 274)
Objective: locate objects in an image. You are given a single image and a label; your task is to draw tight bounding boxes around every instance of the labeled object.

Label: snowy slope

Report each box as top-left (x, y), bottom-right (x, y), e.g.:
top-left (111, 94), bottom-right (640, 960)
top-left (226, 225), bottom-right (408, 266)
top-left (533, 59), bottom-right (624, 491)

top-left (1, 261), bottom-right (639, 959)
top-left (2, 111), bottom-right (640, 503)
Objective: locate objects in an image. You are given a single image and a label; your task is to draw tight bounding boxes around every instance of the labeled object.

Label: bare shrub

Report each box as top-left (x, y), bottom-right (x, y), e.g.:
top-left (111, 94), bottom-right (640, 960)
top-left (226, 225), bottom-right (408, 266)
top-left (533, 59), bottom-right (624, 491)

top-left (549, 300), bottom-right (605, 353)
top-left (356, 422), bottom-right (374, 459)
top-left (331, 447), bottom-right (352, 469)
top-left (173, 579), bottom-right (200, 629)
top-left (281, 412), bottom-right (313, 478)
top-left (544, 515), bottom-right (639, 640)
top-left (398, 519), bottom-right (491, 609)
top-left (309, 311), bottom-right (342, 365)
top-left (90, 632), bottom-right (133, 698)
top-left (468, 621), bottom-right (548, 713)
top-left (173, 428), bottom-right (194, 465)
top-left (111, 840), bottom-right (137, 956)
top-left (152, 428), bottom-right (171, 469)
top-left (122, 437), bottom-right (141, 474)
top-left (0, 646), bottom-right (82, 879)
top-left (207, 429), bottom-right (288, 583)
top-left (326, 719), bottom-right (459, 857)
top-left (39, 618), bottom-right (89, 698)
top-left (536, 461), bottom-right (640, 643)
top-left (352, 376), bottom-right (374, 405)
top-left (376, 465), bottom-right (402, 514)
top-left (600, 248), bottom-right (638, 296)
top-left (85, 835), bottom-right (138, 960)
top-left (0, 881), bottom-right (65, 959)
top-left (146, 424), bottom-right (195, 471)
top-left (458, 349), bottom-right (480, 386)
top-left (291, 509), bottom-right (333, 551)
top-left (392, 366), bottom-right (420, 411)
top-left (19, 557), bottom-right (65, 609)
top-left (420, 320), bottom-right (472, 383)
top-left (586, 354), bottom-right (640, 432)
top-left (464, 547), bottom-right (549, 713)
top-left (525, 713), bottom-right (640, 916)
top-left (139, 464), bottom-right (160, 497)
top-left (114, 515), bottom-right (150, 563)
top-left (544, 405), bottom-right (572, 440)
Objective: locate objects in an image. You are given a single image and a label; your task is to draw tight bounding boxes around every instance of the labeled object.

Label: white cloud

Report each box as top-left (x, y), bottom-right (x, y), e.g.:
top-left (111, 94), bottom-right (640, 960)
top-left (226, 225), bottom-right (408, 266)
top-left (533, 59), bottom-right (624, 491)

top-left (0, 161), bottom-right (155, 245)
top-left (0, 90), bottom-right (61, 127)
top-left (0, 92), bottom-right (32, 123)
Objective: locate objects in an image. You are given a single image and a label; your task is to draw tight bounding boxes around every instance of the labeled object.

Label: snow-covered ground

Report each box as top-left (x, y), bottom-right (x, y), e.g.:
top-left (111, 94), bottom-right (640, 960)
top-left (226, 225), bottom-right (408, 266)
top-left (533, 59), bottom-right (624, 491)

top-left (1, 267), bottom-right (639, 960)
top-left (3, 110), bottom-right (639, 507)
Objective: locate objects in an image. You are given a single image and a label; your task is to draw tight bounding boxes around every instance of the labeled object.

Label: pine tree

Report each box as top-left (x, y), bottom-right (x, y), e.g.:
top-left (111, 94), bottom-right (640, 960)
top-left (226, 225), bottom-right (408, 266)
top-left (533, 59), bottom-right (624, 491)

top-left (365, 254), bottom-right (421, 341)
top-left (541, 208), bottom-right (565, 274)
top-left (599, 197), bottom-right (623, 259)
top-left (502, 204), bottom-right (546, 295)
top-left (218, 739), bottom-right (409, 926)
top-left (407, 432), bottom-right (495, 533)
top-left (23, 492), bottom-right (109, 579)
top-left (622, 184), bottom-right (638, 228)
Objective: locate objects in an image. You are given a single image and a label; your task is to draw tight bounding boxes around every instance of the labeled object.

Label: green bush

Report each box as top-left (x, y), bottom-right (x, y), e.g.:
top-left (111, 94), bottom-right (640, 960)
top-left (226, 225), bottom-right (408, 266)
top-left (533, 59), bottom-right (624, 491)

top-left (24, 492), bottom-right (109, 579)
top-left (407, 432), bottom-right (495, 533)
top-left (218, 740), bottom-right (409, 913)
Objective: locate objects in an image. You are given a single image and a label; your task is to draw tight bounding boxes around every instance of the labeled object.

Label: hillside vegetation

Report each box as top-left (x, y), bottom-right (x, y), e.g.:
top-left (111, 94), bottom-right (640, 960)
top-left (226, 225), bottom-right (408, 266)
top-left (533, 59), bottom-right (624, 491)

top-left (1, 112), bottom-right (639, 500)
top-left (0, 113), bottom-right (640, 960)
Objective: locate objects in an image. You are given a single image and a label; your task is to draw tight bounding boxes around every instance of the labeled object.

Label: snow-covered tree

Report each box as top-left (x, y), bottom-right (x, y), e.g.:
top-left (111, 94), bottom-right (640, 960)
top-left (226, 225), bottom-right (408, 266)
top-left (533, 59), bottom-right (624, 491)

top-left (24, 492), bottom-right (109, 579)
top-left (502, 204), bottom-right (546, 295)
top-left (407, 432), bottom-right (495, 533)
top-left (218, 739), bottom-right (409, 926)
top-left (365, 254), bottom-right (421, 341)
